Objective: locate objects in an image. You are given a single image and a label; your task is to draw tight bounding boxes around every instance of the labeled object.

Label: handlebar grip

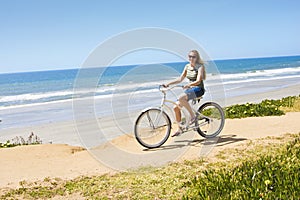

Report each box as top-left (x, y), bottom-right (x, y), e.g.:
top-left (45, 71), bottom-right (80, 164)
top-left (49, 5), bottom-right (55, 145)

top-left (159, 84), bottom-right (167, 89)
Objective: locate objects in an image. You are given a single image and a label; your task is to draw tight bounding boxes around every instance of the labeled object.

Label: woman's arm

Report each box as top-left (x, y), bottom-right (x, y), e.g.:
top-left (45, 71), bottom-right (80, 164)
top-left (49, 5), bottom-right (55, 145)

top-left (164, 68), bottom-right (187, 87)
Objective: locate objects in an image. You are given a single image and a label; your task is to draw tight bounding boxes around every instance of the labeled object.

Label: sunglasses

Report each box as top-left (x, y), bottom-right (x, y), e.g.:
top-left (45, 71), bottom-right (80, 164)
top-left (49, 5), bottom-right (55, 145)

top-left (188, 55), bottom-right (196, 59)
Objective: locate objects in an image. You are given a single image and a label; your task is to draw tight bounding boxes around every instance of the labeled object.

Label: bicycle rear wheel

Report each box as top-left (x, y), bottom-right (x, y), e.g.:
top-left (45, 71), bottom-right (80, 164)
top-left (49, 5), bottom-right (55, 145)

top-left (196, 102), bottom-right (225, 138)
top-left (134, 108), bottom-right (171, 149)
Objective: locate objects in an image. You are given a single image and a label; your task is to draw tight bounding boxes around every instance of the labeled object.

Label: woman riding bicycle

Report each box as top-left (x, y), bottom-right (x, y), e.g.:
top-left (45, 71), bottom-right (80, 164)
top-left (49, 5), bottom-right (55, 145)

top-left (163, 50), bottom-right (206, 137)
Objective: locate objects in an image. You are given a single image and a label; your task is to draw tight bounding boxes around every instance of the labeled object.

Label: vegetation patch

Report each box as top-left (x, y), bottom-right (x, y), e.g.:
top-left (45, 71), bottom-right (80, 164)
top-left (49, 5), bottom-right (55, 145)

top-left (225, 95), bottom-right (300, 118)
top-left (183, 133), bottom-right (300, 199)
top-left (0, 132), bottom-right (42, 148)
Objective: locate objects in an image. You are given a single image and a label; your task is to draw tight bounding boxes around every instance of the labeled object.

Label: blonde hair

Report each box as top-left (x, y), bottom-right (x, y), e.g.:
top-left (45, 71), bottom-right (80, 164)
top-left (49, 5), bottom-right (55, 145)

top-left (189, 50), bottom-right (206, 80)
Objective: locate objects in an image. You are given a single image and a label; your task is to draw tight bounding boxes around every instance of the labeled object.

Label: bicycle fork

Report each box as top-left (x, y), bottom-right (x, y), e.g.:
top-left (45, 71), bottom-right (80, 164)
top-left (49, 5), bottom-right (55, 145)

top-left (146, 109), bottom-right (168, 130)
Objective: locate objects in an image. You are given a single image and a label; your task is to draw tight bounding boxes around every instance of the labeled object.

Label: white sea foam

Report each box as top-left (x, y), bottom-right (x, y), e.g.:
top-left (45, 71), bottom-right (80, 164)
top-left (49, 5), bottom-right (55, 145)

top-left (1, 67), bottom-right (300, 110)
top-left (0, 91), bottom-right (74, 103)
top-left (0, 87), bottom-right (116, 103)
top-left (206, 74), bottom-right (300, 86)
top-left (217, 66), bottom-right (300, 80)
top-left (0, 98), bottom-right (73, 111)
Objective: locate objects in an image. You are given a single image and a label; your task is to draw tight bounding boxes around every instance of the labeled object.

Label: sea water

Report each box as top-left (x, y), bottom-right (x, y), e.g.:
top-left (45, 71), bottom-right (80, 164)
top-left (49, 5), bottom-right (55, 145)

top-left (0, 55), bottom-right (300, 129)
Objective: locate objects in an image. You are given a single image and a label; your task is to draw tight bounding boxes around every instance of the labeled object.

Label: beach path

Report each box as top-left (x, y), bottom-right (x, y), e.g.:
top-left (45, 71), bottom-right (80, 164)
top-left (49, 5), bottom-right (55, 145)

top-left (0, 112), bottom-right (299, 188)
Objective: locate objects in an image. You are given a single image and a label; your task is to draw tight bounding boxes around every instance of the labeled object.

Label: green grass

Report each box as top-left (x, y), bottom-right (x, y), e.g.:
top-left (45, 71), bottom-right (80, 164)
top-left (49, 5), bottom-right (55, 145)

top-left (225, 95), bottom-right (300, 118)
top-left (183, 134), bottom-right (300, 199)
top-left (1, 133), bottom-right (299, 199)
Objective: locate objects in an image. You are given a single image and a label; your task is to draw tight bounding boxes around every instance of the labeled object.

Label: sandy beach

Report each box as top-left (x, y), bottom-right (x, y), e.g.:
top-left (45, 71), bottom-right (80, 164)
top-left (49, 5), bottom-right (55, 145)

top-left (0, 84), bottom-right (299, 189)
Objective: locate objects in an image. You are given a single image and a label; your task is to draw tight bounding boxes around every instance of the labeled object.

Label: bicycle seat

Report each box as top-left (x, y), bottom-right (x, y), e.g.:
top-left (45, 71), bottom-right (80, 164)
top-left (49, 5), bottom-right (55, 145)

top-left (194, 96), bottom-right (203, 101)
top-left (192, 96), bottom-right (203, 104)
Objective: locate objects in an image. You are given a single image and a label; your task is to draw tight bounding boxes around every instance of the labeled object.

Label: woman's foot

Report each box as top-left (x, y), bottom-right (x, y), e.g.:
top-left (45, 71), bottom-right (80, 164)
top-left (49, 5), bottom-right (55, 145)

top-left (171, 130), bottom-right (182, 137)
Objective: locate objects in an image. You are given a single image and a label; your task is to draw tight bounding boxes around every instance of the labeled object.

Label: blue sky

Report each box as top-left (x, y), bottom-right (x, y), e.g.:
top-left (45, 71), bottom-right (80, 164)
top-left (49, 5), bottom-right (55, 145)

top-left (0, 0), bottom-right (299, 73)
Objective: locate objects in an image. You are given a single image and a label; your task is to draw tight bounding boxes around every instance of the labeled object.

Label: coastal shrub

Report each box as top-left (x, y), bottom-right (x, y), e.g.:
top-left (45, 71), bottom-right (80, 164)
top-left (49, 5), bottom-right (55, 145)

top-left (0, 132), bottom-right (42, 148)
top-left (0, 140), bottom-right (15, 148)
top-left (225, 95), bottom-right (300, 118)
top-left (182, 135), bottom-right (300, 199)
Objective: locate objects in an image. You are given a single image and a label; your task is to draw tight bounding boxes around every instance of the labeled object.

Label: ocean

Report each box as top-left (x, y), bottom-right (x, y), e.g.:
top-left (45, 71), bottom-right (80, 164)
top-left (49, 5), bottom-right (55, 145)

top-left (0, 55), bottom-right (300, 130)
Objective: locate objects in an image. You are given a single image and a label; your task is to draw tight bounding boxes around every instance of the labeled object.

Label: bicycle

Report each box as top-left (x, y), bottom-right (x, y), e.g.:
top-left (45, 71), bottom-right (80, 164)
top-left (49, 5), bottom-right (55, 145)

top-left (134, 85), bottom-right (225, 149)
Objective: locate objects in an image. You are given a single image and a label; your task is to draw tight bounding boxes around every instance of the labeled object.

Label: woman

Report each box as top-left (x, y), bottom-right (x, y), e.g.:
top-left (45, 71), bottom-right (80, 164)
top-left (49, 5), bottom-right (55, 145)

top-left (163, 50), bottom-right (206, 137)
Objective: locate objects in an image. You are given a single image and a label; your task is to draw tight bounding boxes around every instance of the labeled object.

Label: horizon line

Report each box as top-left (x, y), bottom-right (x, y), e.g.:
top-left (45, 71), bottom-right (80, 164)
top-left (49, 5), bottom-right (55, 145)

top-left (1, 54), bottom-right (299, 75)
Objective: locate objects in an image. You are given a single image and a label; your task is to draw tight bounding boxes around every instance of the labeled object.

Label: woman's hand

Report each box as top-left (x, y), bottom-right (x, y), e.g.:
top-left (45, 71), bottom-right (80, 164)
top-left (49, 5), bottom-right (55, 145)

top-left (183, 84), bottom-right (190, 89)
top-left (162, 84), bottom-right (169, 88)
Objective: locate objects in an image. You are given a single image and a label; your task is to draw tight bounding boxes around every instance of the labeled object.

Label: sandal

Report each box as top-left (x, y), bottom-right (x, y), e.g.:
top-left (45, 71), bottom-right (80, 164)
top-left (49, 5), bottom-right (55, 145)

top-left (189, 117), bottom-right (196, 125)
top-left (171, 130), bottom-right (182, 137)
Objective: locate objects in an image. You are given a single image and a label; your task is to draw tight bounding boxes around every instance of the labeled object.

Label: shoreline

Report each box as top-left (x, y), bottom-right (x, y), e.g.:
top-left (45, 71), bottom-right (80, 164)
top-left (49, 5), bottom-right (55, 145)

top-left (225, 82), bottom-right (300, 106)
top-left (0, 83), bottom-right (299, 148)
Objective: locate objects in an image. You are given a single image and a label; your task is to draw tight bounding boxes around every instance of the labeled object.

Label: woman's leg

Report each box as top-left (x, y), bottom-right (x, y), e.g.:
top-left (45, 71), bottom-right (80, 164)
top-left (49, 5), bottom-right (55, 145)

top-left (172, 103), bottom-right (182, 136)
top-left (173, 103), bottom-right (181, 123)
top-left (171, 95), bottom-right (196, 137)
top-left (178, 94), bottom-right (195, 120)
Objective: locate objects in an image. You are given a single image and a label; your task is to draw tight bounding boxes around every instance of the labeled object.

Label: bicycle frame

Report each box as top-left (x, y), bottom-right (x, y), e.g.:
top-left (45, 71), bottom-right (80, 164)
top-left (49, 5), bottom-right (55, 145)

top-left (139, 85), bottom-right (210, 132)
top-left (158, 85), bottom-right (207, 131)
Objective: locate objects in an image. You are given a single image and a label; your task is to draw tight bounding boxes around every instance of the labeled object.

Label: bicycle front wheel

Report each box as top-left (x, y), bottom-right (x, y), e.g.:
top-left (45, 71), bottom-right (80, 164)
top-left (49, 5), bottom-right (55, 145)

top-left (134, 108), bottom-right (171, 149)
top-left (196, 102), bottom-right (225, 138)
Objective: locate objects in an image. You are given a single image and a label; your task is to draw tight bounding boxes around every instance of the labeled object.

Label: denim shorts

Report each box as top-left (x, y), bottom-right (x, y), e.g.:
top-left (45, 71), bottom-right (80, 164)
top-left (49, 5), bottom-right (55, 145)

top-left (184, 87), bottom-right (205, 101)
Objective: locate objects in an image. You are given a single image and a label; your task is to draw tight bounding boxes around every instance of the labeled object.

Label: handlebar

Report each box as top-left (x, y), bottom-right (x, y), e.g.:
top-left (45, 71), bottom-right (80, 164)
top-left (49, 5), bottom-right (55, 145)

top-left (159, 84), bottom-right (184, 93)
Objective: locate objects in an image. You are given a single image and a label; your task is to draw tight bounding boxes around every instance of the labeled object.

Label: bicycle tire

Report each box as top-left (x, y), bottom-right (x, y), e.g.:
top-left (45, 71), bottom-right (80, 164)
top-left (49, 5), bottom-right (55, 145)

top-left (196, 102), bottom-right (225, 138)
top-left (134, 108), bottom-right (171, 149)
